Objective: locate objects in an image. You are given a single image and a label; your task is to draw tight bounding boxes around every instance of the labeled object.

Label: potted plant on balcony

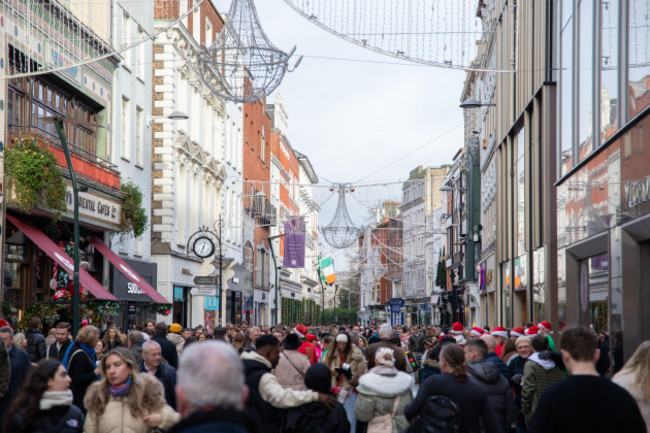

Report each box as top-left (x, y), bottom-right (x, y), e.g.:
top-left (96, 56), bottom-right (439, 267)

top-left (5, 137), bottom-right (67, 219)
top-left (120, 181), bottom-right (148, 238)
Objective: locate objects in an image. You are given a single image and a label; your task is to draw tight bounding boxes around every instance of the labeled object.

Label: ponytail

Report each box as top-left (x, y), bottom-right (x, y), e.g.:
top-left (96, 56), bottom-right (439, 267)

top-left (441, 344), bottom-right (468, 383)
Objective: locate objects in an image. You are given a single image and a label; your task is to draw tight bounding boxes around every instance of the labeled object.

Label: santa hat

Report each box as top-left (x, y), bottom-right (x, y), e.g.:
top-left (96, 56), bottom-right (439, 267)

top-left (538, 321), bottom-right (553, 334)
top-left (510, 326), bottom-right (525, 338)
top-left (295, 324), bottom-right (308, 339)
top-left (0, 319), bottom-right (8, 328)
top-left (526, 325), bottom-right (539, 336)
top-left (491, 326), bottom-right (508, 339)
top-left (305, 333), bottom-right (317, 343)
top-left (451, 322), bottom-right (464, 335)
top-left (470, 327), bottom-right (485, 337)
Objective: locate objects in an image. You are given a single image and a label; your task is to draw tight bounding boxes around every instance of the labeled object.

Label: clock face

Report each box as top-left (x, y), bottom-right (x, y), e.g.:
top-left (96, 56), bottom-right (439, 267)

top-left (193, 237), bottom-right (215, 258)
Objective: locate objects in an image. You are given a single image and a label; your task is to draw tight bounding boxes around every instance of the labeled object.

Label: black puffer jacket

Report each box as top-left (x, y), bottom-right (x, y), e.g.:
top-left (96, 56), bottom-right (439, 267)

top-left (467, 360), bottom-right (516, 432)
top-left (25, 328), bottom-right (46, 362)
top-left (6, 404), bottom-right (84, 433)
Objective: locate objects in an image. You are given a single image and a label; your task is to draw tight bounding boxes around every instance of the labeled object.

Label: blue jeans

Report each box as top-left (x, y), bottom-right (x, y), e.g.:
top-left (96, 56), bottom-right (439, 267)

top-left (344, 391), bottom-right (358, 433)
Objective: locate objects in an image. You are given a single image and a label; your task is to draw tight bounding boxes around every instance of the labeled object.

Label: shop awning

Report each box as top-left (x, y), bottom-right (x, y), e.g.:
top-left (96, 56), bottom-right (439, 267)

top-left (7, 215), bottom-right (117, 301)
top-left (90, 237), bottom-right (169, 304)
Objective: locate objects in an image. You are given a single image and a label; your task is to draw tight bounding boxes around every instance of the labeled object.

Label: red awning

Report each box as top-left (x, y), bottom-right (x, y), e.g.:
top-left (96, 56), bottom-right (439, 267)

top-left (7, 215), bottom-right (117, 301)
top-left (90, 237), bottom-right (169, 304)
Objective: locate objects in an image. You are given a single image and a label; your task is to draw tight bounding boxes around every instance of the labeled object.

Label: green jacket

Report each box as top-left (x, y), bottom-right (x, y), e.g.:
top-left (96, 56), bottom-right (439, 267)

top-left (521, 353), bottom-right (564, 422)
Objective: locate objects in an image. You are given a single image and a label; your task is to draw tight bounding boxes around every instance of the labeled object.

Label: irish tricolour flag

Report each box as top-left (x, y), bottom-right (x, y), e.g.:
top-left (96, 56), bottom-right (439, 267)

top-left (319, 256), bottom-right (336, 285)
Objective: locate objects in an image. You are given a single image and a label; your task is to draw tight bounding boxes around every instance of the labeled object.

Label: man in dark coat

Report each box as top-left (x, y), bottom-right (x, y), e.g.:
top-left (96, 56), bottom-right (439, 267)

top-left (0, 326), bottom-right (32, 419)
top-left (465, 338), bottom-right (516, 432)
top-left (141, 340), bottom-right (177, 409)
top-left (168, 340), bottom-right (253, 433)
top-left (24, 316), bottom-right (46, 362)
top-left (481, 334), bottom-right (510, 378)
top-left (152, 322), bottom-right (179, 369)
top-left (365, 323), bottom-right (408, 372)
top-left (47, 321), bottom-right (72, 361)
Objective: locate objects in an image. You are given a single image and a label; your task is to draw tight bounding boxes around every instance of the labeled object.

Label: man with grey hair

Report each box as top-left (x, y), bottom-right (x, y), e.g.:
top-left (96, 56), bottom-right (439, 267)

top-left (168, 340), bottom-right (252, 433)
top-left (140, 339), bottom-right (177, 409)
top-left (364, 323), bottom-right (407, 372)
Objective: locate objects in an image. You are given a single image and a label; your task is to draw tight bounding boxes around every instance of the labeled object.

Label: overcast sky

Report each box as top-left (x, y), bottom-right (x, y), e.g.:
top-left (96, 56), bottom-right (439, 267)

top-left (213, 0), bottom-right (468, 264)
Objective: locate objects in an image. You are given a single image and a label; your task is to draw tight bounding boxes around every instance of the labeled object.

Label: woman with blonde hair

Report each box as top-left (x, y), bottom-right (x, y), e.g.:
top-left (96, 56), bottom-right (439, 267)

top-left (354, 347), bottom-right (414, 432)
top-left (613, 340), bottom-right (650, 431)
top-left (63, 325), bottom-right (101, 411)
top-left (83, 347), bottom-right (178, 432)
top-left (102, 327), bottom-right (123, 351)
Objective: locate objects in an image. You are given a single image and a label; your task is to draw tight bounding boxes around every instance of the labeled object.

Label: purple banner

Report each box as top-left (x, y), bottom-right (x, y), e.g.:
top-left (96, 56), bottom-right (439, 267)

top-left (283, 218), bottom-right (305, 268)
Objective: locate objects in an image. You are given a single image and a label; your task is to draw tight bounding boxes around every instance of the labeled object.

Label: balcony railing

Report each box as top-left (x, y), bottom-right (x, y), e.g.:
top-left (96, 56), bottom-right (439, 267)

top-left (8, 126), bottom-right (120, 191)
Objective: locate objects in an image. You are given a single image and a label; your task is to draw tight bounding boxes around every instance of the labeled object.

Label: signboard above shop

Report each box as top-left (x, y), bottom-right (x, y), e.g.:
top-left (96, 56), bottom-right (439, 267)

top-left (64, 182), bottom-right (122, 229)
top-left (193, 275), bottom-right (220, 286)
top-left (190, 287), bottom-right (217, 296)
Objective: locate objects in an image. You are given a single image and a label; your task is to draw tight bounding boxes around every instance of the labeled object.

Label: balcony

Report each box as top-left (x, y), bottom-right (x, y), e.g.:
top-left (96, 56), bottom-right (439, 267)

top-left (8, 127), bottom-right (120, 191)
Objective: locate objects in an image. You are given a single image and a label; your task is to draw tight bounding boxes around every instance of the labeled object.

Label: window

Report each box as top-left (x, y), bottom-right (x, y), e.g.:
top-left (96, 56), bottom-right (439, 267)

top-left (205, 20), bottom-right (213, 47)
top-left (122, 11), bottom-right (132, 68)
top-left (628, 0), bottom-right (650, 118)
top-left (599, 0), bottom-right (618, 144)
top-left (516, 128), bottom-right (525, 256)
top-left (134, 237), bottom-right (143, 256)
top-left (121, 97), bottom-right (130, 159)
top-left (136, 27), bottom-right (146, 79)
top-left (260, 126), bottom-right (265, 160)
top-left (577, 0), bottom-right (594, 162)
top-left (135, 107), bottom-right (144, 166)
top-left (559, 1), bottom-right (574, 177)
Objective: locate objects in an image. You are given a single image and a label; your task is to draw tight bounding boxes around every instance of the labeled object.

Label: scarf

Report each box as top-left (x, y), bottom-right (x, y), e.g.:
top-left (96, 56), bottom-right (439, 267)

top-left (109, 378), bottom-right (132, 398)
top-left (40, 390), bottom-right (73, 410)
top-left (62, 342), bottom-right (97, 370)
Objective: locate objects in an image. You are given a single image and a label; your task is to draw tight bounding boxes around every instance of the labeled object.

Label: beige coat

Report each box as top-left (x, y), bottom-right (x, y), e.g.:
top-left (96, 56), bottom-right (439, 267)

top-left (613, 371), bottom-right (650, 432)
top-left (273, 349), bottom-right (310, 391)
top-left (322, 344), bottom-right (368, 389)
top-left (83, 374), bottom-right (179, 433)
top-left (167, 333), bottom-right (185, 356)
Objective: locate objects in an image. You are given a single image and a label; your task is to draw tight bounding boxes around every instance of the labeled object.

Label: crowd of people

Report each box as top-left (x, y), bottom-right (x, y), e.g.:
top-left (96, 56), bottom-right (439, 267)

top-left (0, 317), bottom-right (648, 433)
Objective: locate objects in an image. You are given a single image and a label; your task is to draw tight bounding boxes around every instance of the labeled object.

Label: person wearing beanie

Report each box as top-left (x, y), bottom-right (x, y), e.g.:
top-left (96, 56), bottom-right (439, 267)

top-left (272, 334), bottom-right (310, 391)
top-left (509, 335), bottom-right (533, 432)
top-left (282, 363), bottom-right (351, 433)
top-left (491, 326), bottom-right (508, 357)
top-left (295, 324), bottom-right (318, 365)
top-left (354, 347), bottom-right (414, 432)
top-left (167, 323), bottom-right (185, 357)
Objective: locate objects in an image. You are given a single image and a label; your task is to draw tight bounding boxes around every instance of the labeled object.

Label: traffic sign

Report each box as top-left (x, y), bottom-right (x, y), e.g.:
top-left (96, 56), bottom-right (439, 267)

top-left (193, 275), bottom-right (220, 285)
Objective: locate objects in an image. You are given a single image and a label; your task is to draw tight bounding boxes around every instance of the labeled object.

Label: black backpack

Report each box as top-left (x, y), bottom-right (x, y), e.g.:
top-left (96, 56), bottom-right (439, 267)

top-left (411, 395), bottom-right (462, 433)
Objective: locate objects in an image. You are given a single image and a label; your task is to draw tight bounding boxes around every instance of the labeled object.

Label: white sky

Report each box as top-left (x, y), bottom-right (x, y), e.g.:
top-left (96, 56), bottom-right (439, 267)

top-left (213, 0), bottom-right (468, 266)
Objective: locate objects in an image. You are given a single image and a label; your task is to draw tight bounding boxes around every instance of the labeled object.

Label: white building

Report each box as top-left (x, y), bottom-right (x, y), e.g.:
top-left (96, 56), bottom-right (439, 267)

top-left (151, 2), bottom-right (228, 329)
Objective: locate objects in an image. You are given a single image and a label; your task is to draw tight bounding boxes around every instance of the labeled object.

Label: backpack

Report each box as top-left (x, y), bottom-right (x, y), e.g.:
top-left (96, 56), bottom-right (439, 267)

top-left (411, 395), bottom-right (462, 433)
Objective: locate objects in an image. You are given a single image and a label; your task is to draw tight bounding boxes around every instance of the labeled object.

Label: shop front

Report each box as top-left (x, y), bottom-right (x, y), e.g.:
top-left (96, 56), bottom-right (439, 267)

top-left (109, 256), bottom-right (160, 331)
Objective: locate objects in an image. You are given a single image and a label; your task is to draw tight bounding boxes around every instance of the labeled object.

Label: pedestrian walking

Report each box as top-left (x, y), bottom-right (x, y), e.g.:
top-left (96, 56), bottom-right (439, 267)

top-left (365, 324), bottom-right (408, 373)
top-left (530, 325), bottom-right (645, 433)
top-left (140, 340), bottom-right (177, 409)
top-left (102, 327), bottom-right (123, 351)
top-left (508, 335), bottom-right (532, 433)
top-left (354, 347), bottom-right (413, 432)
top-left (281, 363), bottom-right (350, 433)
top-left (404, 343), bottom-right (501, 433)
top-left (47, 322), bottom-right (72, 361)
top-left (612, 340), bottom-right (650, 431)
top-left (521, 334), bottom-right (564, 424)
top-left (3, 360), bottom-right (84, 433)
top-left (0, 326), bottom-right (32, 421)
top-left (24, 316), bottom-right (47, 362)
top-left (166, 341), bottom-right (253, 433)
top-left (273, 334), bottom-right (310, 391)
top-left (152, 322), bottom-right (179, 369)
top-left (83, 347), bottom-right (179, 432)
top-left (62, 325), bottom-right (101, 412)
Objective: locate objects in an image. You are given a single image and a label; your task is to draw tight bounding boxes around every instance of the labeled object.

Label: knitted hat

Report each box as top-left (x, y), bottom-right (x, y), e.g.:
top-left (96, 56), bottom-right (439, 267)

top-left (169, 323), bottom-right (182, 334)
top-left (470, 327), bottom-right (485, 337)
top-left (335, 333), bottom-right (349, 343)
top-left (451, 322), bottom-right (464, 334)
top-left (491, 327), bottom-right (508, 339)
top-left (510, 326), bottom-right (525, 338)
top-left (515, 336), bottom-right (532, 347)
top-left (295, 324), bottom-right (308, 338)
top-left (538, 321), bottom-right (552, 334)
top-left (526, 325), bottom-right (539, 336)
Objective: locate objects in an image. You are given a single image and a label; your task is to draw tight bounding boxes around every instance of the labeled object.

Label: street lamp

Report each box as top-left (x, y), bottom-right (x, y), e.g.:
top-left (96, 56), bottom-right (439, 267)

top-left (459, 98), bottom-right (496, 109)
top-left (265, 233), bottom-right (288, 325)
top-left (167, 110), bottom-right (189, 120)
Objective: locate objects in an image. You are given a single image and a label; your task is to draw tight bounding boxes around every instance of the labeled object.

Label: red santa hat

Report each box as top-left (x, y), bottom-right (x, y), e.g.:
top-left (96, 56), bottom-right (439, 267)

top-left (295, 324), bottom-right (308, 338)
top-left (526, 325), bottom-right (539, 336)
top-left (451, 322), bottom-right (464, 335)
top-left (491, 326), bottom-right (509, 339)
top-left (305, 333), bottom-right (317, 342)
top-left (538, 321), bottom-right (553, 334)
top-left (510, 326), bottom-right (525, 337)
top-left (470, 327), bottom-right (485, 337)
top-left (0, 319), bottom-right (8, 328)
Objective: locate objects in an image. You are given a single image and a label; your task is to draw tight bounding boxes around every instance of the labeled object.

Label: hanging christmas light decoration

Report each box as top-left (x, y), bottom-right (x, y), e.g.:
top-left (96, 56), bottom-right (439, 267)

top-left (200, 0), bottom-right (302, 103)
top-left (321, 184), bottom-right (360, 249)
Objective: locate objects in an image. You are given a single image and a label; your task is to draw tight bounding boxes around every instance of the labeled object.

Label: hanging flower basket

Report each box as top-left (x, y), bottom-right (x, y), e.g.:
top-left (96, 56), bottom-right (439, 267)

top-left (152, 304), bottom-right (172, 316)
top-left (120, 181), bottom-right (148, 239)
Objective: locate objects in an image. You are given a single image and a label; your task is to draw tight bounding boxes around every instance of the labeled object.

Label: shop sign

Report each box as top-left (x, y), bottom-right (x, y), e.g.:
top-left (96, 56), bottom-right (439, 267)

top-left (624, 176), bottom-right (650, 208)
top-left (174, 287), bottom-right (184, 301)
top-left (64, 183), bottom-right (121, 227)
top-left (127, 282), bottom-right (144, 295)
top-left (205, 296), bottom-right (219, 310)
top-left (190, 287), bottom-right (217, 296)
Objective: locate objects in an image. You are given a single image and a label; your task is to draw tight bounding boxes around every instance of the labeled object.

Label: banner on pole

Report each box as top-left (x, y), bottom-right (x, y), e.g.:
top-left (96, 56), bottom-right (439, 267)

top-left (283, 217), bottom-right (305, 268)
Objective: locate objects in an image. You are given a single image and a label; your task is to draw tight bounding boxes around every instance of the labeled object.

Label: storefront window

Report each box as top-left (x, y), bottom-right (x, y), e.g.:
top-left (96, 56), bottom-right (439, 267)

top-left (559, 1), bottom-right (574, 177)
top-left (558, 248), bottom-right (567, 323)
top-left (628, 0), bottom-right (650, 118)
top-left (532, 247), bottom-right (545, 324)
top-left (600, 0), bottom-right (618, 143)
top-left (578, 0), bottom-right (594, 162)
top-left (503, 261), bottom-right (511, 328)
top-left (582, 253), bottom-right (609, 333)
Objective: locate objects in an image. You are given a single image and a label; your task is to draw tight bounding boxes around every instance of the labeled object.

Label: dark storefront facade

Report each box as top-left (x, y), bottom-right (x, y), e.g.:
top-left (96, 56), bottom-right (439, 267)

top-left (110, 258), bottom-right (159, 330)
